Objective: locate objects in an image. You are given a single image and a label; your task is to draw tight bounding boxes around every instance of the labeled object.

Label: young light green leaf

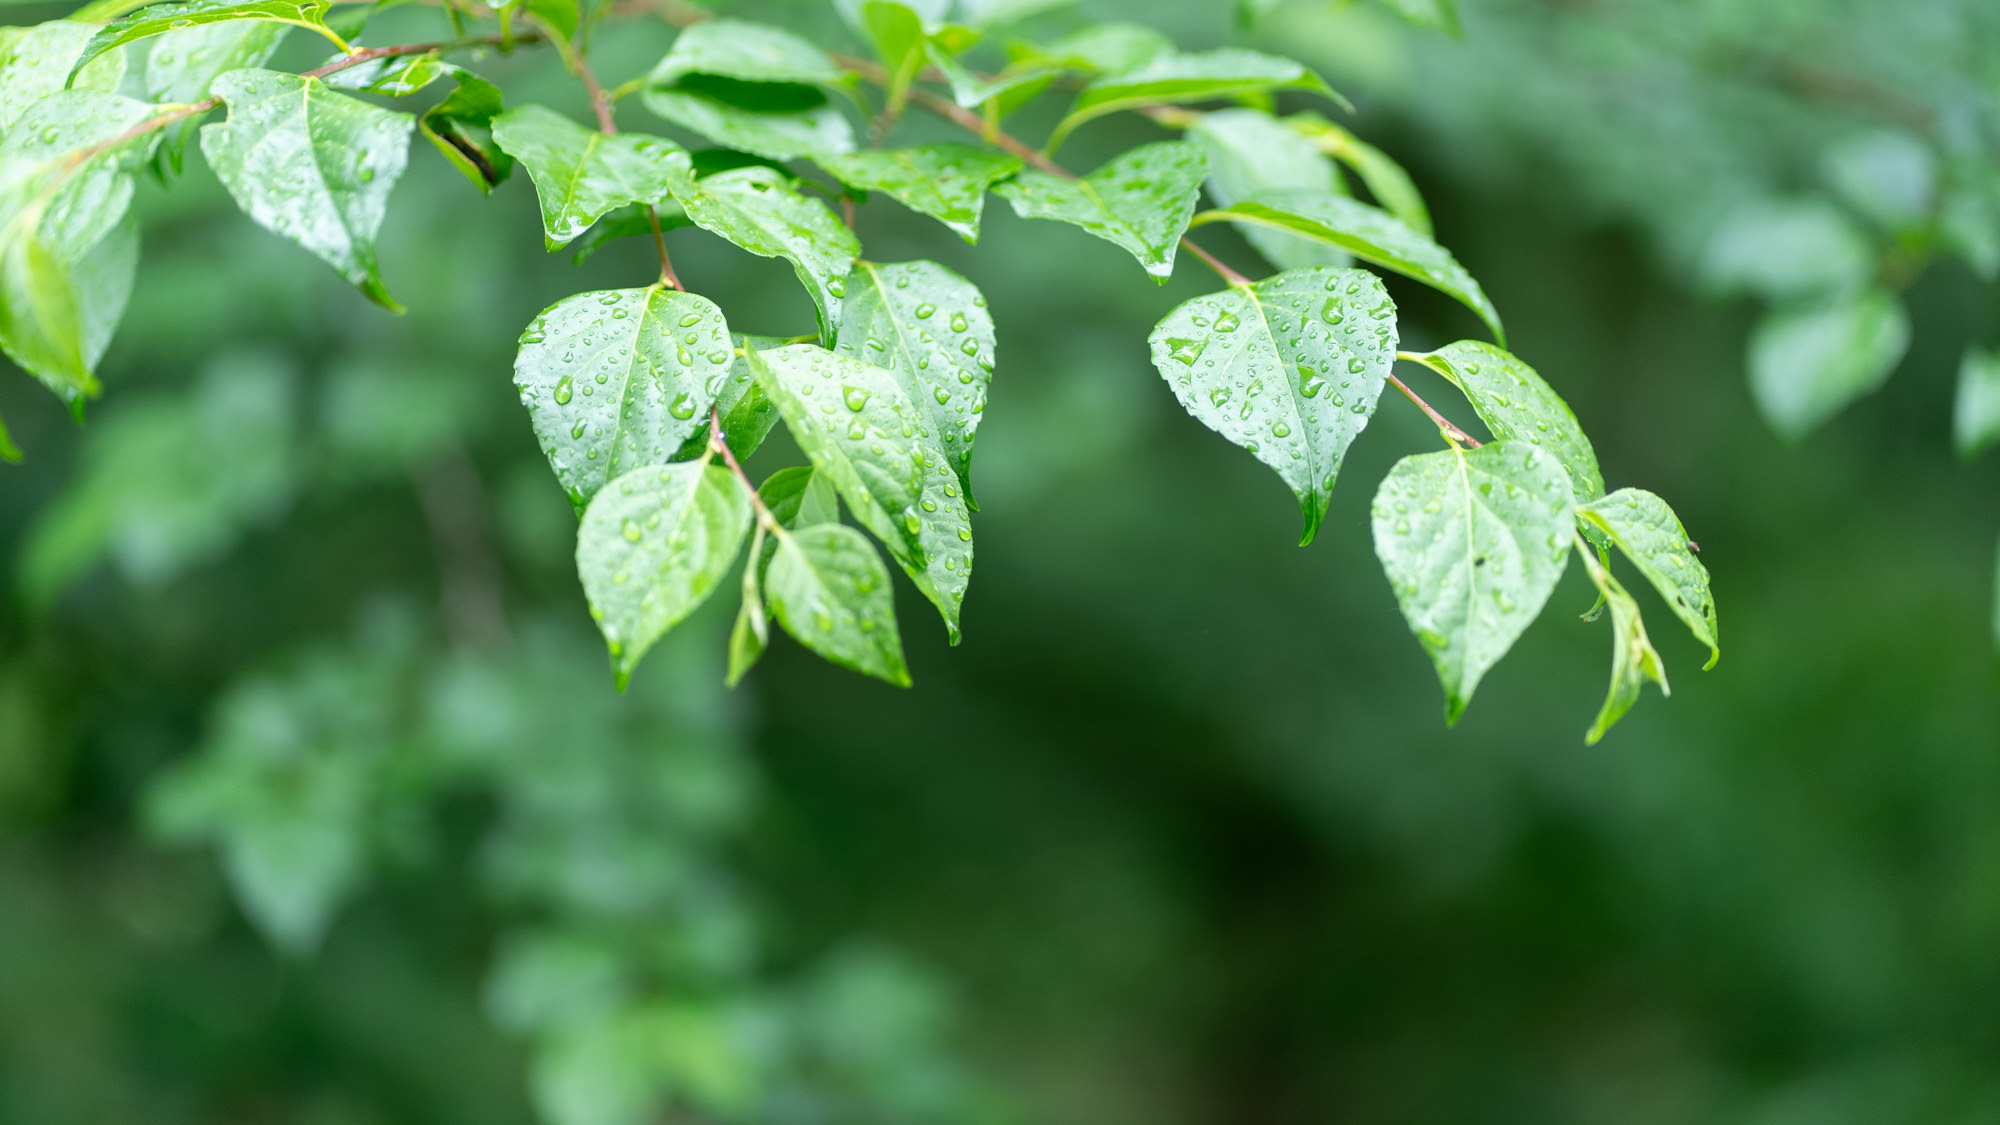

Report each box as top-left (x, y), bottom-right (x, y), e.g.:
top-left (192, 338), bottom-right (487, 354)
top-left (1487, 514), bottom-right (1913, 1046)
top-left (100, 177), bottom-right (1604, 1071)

top-left (1288, 114), bottom-right (1431, 236)
top-left (652, 18), bottom-right (841, 87)
top-left (1747, 288), bottom-right (1908, 441)
top-left (641, 86), bottom-right (855, 163)
top-left (673, 333), bottom-right (785, 462)
top-left (420, 68), bottom-right (512, 194)
top-left (958, 0), bottom-right (1076, 24)
top-left (577, 461), bottom-right (752, 687)
top-left (670, 167), bottom-right (860, 339)
top-left (836, 260), bottom-right (994, 507)
top-left (0, 92), bottom-right (153, 403)
top-left (1371, 441), bottom-right (1574, 724)
top-left (1053, 49), bottom-right (1343, 149)
top-left (816, 144), bottom-right (1023, 243)
top-left (726, 523), bottom-right (768, 688)
top-left (1408, 341), bottom-right (1603, 505)
top-left (765, 523), bottom-right (910, 687)
top-left (1379, 0), bottom-right (1462, 36)
top-left (71, 0), bottom-right (342, 83)
top-left (514, 287), bottom-right (732, 511)
top-left (1577, 542), bottom-right (1667, 746)
top-left (1196, 190), bottom-right (1504, 342)
top-left (861, 0), bottom-right (928, 111)
top-left (758, 465), bottom-right (840, 529)
top-left (1187, 107), bottom-right (1349, 272)
top-left (200, 69), bottom-right (412, 309)
top-left (1576, 488), bottom-right (1718, 668)
top-left (750, 343), bottom-right (972, 640)
top-left (995, 140), bottom-right (1206, 280)
top-left (1149, 267), bottom-right (1396, 545)
top-left (1, 21), bottom-right (127, 131)
top-left (924, 45), bottom-right (1054, 112)
top-left (490, 105), bottom-right (688, 250)
top-left (1954, 347), bottom-right (2000, 460)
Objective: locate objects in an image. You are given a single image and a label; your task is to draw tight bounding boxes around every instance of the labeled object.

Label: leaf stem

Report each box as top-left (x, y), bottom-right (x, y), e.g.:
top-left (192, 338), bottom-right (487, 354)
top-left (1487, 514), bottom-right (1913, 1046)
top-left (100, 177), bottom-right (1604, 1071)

top-left (1386, 372), bottom-right (1481, 447)
top-left (710, 407), bottom-right (783, 533)
top-left (1184, 239), bottom-right (1252, 287)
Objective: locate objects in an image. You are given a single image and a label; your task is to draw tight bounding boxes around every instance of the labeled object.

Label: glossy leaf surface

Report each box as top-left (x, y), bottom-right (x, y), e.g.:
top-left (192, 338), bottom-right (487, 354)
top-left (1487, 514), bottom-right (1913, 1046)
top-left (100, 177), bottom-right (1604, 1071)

top-left (515, 287), bottom-right (732, 511)
top-left (1149, 267), bottom-right (1396, 544)
top-left (577, 462), bottom-right (751, 686)
top-left (995, 141), bottom-right (1205, 279)
top-left (490, 105), bottom-right (688, 250)
top-left (1372, 441), bottom-right (1574, 723)
top-left (201, 68), bottom-right (412, 308)
top-left (1576, 488), bottom-right (1718, 668)
top-left (70, 0), bottom-right (336, 82)
top-left (670, 167), bottom-right (860, 339)
top-left (750, 344), bottom-right (972, 640)
top-left (817, 144), bottom-right (1022, 243)
top-left (1187, 107), bottom-right (1349, 272)
top-left (766, 523), bottom-right (909, 687)
top-left (1056, 48), bottom-right (1341, 146)
top-left (1411, 340), bottom-right (1604, 505)
top-left (1197, 190), bottom-right (1504, 342)
top-left (1577, 540), bottom-right (1667, 745)
top-left (835, 260), bottom-right (994, 506)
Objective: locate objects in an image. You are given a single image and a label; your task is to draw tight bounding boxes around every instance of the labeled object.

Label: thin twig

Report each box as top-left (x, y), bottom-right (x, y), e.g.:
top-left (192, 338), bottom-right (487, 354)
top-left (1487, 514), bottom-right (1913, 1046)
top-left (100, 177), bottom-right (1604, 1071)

top-left (1387, 373), bottom-right (1481, 446)
top-left (710, 407), bottom-right (782, 532)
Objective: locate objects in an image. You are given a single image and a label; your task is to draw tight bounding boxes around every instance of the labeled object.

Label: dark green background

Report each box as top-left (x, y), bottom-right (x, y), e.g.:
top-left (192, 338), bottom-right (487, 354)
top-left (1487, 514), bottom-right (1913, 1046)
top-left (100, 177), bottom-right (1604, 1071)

top-left (3, 0), bottom-right (1998, 1121)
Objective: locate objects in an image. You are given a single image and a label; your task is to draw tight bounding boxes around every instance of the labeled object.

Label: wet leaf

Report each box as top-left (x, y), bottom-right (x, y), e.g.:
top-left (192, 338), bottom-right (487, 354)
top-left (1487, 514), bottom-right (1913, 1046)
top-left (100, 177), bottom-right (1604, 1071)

top-left (817, 144), bottom-right (1022, 243)
top-left (1371, 441), bottom-right (1574, 723)
top-left (766, 522), bottom-right (909, 687)
top-left (1577, 537), bottom-right (1667, 745)
top-left (670, 167), bottom-right (860, 341)
top-left (1576, 488), bottom-right (1718, 668)
top-left (1410, 340), bottom-right (1603, 506)
top-left (995, 140), bottom-right (1205, 279)
top-left (491, 105), bottom-right (688, 249)
top-left (1149, 267), bottom-right (1396, 545)
top-left (1187, 107), bottom-right (1349, 272)
top-left (1054, 48), bottom-right (1343, 148)
top-left (72, 0), bottom-right (339, 83)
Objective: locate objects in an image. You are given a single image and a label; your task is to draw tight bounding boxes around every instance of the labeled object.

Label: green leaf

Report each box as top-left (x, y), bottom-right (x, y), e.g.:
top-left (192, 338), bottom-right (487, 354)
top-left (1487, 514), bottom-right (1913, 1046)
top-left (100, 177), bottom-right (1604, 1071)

top-left (994, 140), bottom-right (1206, 280)
top-left (641, 86), bottom-right (855, 163)
top-left (1017, 22), bottom-right (1172, 76)
top-left (726, 523), bottom-right (768, 688)
top-left (1149, 267), bottom-right (1396, 545)
top-left (322, 52), bottom-right (450, 97)
top-left (576, 461), bottom-right (752, 687)
top-left (766, 523), bottom-right (910, 687)
top-left (861, 0), bottom-right (928, 111)
top-left (0, 91), bottom-right (154, 403)
top-left (1379, 0), bottom-right (1462, 36)
top-left (835, 260), bottom-right (994, 507)
top-left (958, 0), bottom-right (1076, 24)
top-left (1195, 190), bottom-right (1504, 343)
top-left (750, 343), bottom-right (972, 641)
top-left (816, 144), bottom-right (1023, 243)
top-left (1747, 288), bottom-right (1909, 440)
top-left (1954, 347), bottom-right (2000, 460)
top-left (1408, 341), bottom-right (1604, 506)
top-left (144, 21), bottom-right (285, 166)
top-left (924, 45), bottom-right (1054, 112)
top-left (1698, 197), bottom-right (1873, 301)
top-left (514, 286), bottom-right (732, 511)
top-left (0, 410), bottom-right (20, 463)
top-left (1053, 49), bottom-right (1343, 149)
top-left (758, 465), bottom-right (839, 529)
top-left (420, 68), bottom-right (513, 194)
top-left (1371, 441), bottom-right (1574, 724)
top-left (1822, 129), bottom-right (1934, 234)
top-left (200, 69), bottom-right (413, 309)
top-left (673, 333), bottom-right (784, 463)
top-left (1575, 488), bottom-right (1718, 669)
top-left (569, 202), bottom-right (691, 264)
top-left (71, 0), bottom-right (343, 84)
top-left (652, 18), bottom-right (841, 87)
top-left (0, 21), bottom-right (127, 132)
top-left (1186, 108), bottom-right (1350, 272)
top-left (490, 105), bottom-right (688, 250)
top-left (1288, 114), bottom-right (1431, 236)
top-left (670, 167), bottom-right (860, 340)
top-left (1576, 542), bottom-right (1667, 746)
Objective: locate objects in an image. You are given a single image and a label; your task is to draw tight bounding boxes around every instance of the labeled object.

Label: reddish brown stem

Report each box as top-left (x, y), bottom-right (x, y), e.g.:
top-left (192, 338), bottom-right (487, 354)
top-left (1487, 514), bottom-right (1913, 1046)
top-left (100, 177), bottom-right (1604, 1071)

top-left (710, 407), bottom-right (780, 530)
top-left (1387, 373), bottom-right (1481, 447)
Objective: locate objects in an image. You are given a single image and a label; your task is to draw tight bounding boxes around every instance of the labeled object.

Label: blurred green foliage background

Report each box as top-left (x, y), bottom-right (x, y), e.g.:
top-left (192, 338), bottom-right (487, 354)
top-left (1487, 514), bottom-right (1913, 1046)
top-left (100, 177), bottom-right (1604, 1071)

top-left (4, 0), bottom-right (2000, 1122)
